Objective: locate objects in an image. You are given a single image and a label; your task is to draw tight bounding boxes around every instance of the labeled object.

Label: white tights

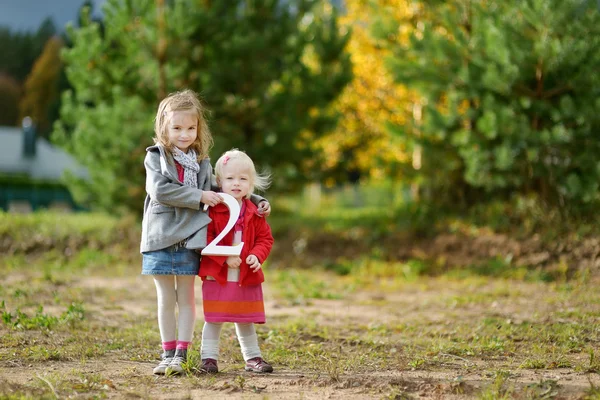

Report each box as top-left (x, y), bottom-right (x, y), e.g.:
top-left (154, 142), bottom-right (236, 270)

top-left (201, 322), bottom-right (262, 361)
top-left (153, 275), bottom-right (196, 343)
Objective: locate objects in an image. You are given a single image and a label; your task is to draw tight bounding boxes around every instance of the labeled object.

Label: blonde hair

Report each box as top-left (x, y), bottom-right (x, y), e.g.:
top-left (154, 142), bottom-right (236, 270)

top-left (215, 149), bottom-right (271, 198)
top-left (153, 89), bottom-right (213, 160)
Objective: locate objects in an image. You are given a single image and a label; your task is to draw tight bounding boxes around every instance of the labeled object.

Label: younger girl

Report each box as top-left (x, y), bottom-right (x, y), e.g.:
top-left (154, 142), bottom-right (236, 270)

top-left (199, 149), bottom-right (274, 374)
top-left (141, 91), bottom-right (269, 376)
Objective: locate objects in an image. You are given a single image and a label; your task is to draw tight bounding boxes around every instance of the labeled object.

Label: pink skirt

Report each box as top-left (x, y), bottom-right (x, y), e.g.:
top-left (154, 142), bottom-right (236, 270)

top-left (202, 281), bottom-right (265, 324)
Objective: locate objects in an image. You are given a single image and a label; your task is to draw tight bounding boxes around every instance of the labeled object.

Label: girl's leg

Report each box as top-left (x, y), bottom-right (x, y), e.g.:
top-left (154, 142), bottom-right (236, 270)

top-left (167, 275), bottom-right (196, 374)
top-left (153, 275), bottom-right (177, 348)
top-left (201, 322), bottom-right (223, 360)
top-left (174, 275), bottom-right (196, 347)
top-left (236, 323), bottom-right (273, 373)
top-left (200, 322), bottom-right (222, 373)
top-left (152, 276), bottom-right (177, 374)
top-left (235, 323), bottom-right (261, 361)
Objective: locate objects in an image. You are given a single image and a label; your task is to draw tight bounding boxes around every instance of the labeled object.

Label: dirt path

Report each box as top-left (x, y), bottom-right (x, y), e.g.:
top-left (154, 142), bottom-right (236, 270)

top-left (1, 272), bottom-right (599, 399)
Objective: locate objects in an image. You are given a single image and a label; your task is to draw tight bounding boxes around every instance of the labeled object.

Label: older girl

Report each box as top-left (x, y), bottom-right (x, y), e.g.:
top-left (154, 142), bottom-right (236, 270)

top-left (141, 91), bottom-right (269, 375)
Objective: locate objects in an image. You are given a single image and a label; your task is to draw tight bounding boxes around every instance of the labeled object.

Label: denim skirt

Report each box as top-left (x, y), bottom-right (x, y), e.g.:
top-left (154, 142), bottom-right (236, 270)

top-left (142, 244), bottom-right (200, 276)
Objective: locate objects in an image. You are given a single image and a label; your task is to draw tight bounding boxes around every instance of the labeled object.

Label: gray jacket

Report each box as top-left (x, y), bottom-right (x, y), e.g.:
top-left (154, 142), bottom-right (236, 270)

top-left (140, 145), bottom-right (213, 252)
top-left (140, 144), bottom-right (266, 253)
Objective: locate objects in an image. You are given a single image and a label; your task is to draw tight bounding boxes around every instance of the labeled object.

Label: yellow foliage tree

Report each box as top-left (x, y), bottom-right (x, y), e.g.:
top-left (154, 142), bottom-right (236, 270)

top-left (0, 74), bottom-right (21, 126)
top-left (313, 0), bottom-right (419, 185)
top-left (19, 36), bottom-right (63, 136)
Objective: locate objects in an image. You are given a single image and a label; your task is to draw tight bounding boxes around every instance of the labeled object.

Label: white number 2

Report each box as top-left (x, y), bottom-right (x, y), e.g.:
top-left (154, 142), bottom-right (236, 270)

top-left (201, 193), bottom-right (244, 256)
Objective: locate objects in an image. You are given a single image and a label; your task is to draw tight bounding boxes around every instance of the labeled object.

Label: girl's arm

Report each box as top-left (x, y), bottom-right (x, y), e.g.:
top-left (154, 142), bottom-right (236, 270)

top-left (248, 217), bottom-right (274, 263)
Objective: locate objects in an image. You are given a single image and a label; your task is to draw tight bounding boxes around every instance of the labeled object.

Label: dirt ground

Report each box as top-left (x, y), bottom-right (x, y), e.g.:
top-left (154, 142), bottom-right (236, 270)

top-left (1, 271), bottom-right (599, 400)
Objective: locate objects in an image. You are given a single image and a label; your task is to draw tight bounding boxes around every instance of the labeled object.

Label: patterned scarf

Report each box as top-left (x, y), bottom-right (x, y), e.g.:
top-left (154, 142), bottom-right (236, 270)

top-left (172, 147), bottom-right (199, 188)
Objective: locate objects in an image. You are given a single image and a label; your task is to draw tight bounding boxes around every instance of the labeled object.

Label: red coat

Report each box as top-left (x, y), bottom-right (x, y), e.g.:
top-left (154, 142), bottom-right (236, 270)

top-left (199, 198), bottom-right (274, 286)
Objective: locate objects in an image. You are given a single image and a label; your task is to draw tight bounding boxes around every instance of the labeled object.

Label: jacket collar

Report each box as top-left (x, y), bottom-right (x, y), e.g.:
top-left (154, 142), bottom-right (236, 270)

top-left (147, 144), bottom-right (209, 183)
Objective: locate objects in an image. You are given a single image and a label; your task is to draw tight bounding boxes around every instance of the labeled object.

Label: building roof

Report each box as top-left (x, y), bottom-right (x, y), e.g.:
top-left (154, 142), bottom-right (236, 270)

top-left (0, 126), bottom-right (88, 181)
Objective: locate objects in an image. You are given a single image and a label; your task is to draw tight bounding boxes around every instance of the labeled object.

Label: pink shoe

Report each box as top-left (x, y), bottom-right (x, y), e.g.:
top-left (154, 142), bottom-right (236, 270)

top-left (201, 358), bottom-right (218, 373)
top-left (245, 357), bottom-right (273, 373)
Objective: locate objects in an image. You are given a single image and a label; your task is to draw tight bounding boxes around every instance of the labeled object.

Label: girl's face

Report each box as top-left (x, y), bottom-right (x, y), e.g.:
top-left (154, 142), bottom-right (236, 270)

top-left (167, 111), bottom-right (198, 152)
top-left (219, 159), bottom-right (252, 203)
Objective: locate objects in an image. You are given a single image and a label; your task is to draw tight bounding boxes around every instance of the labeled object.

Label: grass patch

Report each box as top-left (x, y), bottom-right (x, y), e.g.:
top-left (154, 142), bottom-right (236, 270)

top-left (267, 269), bottom-right (351, 304)
top-left (1, 301), bottom-right (85, 331)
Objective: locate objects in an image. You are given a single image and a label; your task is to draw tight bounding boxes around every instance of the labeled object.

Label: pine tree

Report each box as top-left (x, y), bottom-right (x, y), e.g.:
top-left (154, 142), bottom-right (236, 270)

top-left (53, 0), bottom-right (351, 212)
top-left (180, 0), bottom-right (352, 184)
top-left (377, 0), bottom-right (600, 209)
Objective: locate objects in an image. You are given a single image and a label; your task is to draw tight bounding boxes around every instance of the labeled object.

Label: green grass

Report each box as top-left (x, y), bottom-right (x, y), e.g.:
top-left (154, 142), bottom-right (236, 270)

top-left (0, 211), bottom-right (139, 277)
top-left (477, 374), bottom-right (514, 399)
top-left (583, 383), bottom-right (600, 399)
top-left (0, 211), bottom-right (133, 244)
top-left (268, 269), bottom-right (351, 304)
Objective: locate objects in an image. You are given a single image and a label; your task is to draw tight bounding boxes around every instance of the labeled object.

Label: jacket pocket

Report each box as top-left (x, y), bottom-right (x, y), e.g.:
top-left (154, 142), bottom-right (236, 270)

top-left (151, 203), bottom-right (174, 214)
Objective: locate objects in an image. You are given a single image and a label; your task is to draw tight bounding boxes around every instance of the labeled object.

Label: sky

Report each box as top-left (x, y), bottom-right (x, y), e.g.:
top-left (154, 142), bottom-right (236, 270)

top-left (0, 0), bottom-right (106, 32)
top-left (0, 1), bottom-right (346, 33)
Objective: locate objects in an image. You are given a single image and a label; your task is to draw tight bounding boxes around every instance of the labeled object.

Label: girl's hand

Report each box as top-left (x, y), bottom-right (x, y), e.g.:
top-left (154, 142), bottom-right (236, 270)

top-left (201, 191), bottom-right (223, 208)
top-left (246, 254), bottom-right (261, 272)
top-left (226, 256), bottom-right (242, 269)
top-left (257, 201), bottom-right (271, 217)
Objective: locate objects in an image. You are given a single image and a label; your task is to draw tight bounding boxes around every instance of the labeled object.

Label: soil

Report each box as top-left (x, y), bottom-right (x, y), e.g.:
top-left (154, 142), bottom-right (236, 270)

top-left (1, 228), bottom-right (600, 398)
top-left (1, 272), bottom-right (599, 399)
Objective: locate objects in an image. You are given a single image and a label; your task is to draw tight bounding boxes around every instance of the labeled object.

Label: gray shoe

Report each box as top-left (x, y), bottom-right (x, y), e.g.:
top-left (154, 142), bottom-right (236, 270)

top-left (166, 349), bottom-right (187, 376)
top-left (153, 349), bottom-right (175, 375)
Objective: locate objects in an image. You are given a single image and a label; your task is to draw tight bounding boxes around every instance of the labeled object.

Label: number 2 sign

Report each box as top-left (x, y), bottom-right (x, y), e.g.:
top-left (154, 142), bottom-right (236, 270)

top-left (201, 193), bottom-right (244, 256)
